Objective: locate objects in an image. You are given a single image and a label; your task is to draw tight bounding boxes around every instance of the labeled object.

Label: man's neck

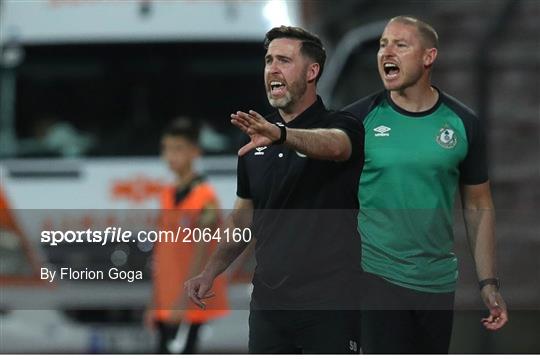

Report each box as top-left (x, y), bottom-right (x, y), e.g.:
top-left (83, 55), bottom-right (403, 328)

top-left (278, 90), bottom-right (318, 123)
top-left (175, 169), bottom-right (196, 190)
top-left (390, 83), bottom-right (439, 113)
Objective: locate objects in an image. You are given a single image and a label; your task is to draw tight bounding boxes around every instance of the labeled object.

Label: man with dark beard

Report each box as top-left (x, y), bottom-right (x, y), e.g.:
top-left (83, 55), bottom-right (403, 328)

top-left (185, 26), bottom-right (364, 354)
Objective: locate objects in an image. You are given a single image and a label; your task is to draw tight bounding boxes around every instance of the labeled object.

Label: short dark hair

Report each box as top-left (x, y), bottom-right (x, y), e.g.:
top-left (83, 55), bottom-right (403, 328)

top-left (264, 25), bottom-right (326, 82)
top-left (162, 117), bottom-right (200, 144)
top-left (389, 16), bottom-right (439, 49)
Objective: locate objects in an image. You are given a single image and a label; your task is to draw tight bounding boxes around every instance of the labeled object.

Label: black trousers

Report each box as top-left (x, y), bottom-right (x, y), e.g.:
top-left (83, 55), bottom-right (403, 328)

top-left (360, 273), bottom-right (455, 354)
top-left (156, 321), bottom-right (202, 354)
top-left (248, 310), bottom-right (361, 354)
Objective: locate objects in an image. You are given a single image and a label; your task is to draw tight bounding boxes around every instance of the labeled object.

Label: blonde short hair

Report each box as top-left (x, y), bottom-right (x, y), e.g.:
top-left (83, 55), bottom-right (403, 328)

top-left (389, 16), bottom-right (439, 49)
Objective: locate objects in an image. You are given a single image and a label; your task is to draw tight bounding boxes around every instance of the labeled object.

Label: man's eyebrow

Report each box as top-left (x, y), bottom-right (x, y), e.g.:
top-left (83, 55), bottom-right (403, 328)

top-left (380, 37), bottom-right (408, 44)
top-left (265, 54), bottom-right (292, 61)
top-left (275, 54), bottom-right (292, 60)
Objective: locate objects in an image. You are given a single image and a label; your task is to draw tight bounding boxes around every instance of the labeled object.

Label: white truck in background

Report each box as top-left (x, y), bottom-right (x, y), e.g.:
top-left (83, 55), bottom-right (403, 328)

top-left (0, 0), bottom-right (301, 207)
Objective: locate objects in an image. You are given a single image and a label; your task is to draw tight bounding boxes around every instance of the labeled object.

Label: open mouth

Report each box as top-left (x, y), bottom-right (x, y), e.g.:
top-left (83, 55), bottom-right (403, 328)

top-left (383, 62), bottom-right (400, 79)
top-left (269, 81), bottom-right (287, 97)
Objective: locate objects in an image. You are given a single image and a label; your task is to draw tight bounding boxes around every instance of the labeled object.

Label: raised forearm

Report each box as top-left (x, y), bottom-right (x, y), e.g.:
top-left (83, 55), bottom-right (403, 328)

top-left (285, 128), bottom-right (351, 161)
top-left (231, 110), bottom-right (355, 160)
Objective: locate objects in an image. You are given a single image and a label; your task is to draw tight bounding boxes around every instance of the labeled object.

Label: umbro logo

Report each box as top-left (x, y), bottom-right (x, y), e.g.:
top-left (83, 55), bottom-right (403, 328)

top-left (374, 125), bottom-right (391, 137)
top-left (254, 146), bottom-right (267, 155)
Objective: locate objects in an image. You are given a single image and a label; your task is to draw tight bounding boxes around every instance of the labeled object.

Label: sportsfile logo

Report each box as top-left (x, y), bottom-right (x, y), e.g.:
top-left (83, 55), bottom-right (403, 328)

top-left (374, 125), bottom-right (391, 137)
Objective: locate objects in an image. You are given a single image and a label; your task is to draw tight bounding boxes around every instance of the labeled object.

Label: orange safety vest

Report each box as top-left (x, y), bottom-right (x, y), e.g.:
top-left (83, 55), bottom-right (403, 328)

top-left (0, 187), bottom-right (42, 285)
top-left (152, 180), bottom-right (229, 324)
top-left (0, 187), bottom-right (18, 230)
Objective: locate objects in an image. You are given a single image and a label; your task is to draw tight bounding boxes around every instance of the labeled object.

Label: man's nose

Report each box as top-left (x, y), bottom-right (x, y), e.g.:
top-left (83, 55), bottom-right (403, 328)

top-left (266, 61), bottom-right (279, 74)
top-left (380, 46), bottom-right (395, 57)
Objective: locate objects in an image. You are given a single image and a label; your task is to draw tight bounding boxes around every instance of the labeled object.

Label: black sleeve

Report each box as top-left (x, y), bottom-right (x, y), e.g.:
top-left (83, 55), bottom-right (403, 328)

top-left (443, 93), bottom-right (489, 184)
top-left (329, 111), bottom-right (364, 161)
top-left (342, 91), bottom-right (384, 123)
top-left (459, 114), bottom-right (489, 184)
top-left (236, 154), bottom-right (251, 199)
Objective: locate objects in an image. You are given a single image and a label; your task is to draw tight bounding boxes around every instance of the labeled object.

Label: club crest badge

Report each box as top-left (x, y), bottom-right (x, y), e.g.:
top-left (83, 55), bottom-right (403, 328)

top-left (436, 127), bottom-right (457, 149)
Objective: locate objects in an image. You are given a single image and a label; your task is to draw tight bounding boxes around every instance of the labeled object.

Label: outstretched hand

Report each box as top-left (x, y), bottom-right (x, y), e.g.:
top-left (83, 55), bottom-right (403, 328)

top-left (231, 110), bottom-right (281, 156)
top-left (480, 286), bottom-right (508, 330)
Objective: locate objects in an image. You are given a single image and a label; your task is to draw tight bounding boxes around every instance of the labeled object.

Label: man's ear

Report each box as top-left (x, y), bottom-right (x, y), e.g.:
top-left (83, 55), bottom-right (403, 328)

top-left (424, 47), bottom-right (437, 68)
top-left (306, 63), bottom-right (320, 83)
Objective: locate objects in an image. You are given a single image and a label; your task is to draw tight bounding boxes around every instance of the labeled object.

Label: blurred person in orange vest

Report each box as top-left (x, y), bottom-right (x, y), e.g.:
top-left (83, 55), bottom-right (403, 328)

top-left (0, 186), bottom-right (17, 230)
top-left (0, 186), bottom-right (41, 283)
top-left (145, 117), bottom-right (229, 354)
